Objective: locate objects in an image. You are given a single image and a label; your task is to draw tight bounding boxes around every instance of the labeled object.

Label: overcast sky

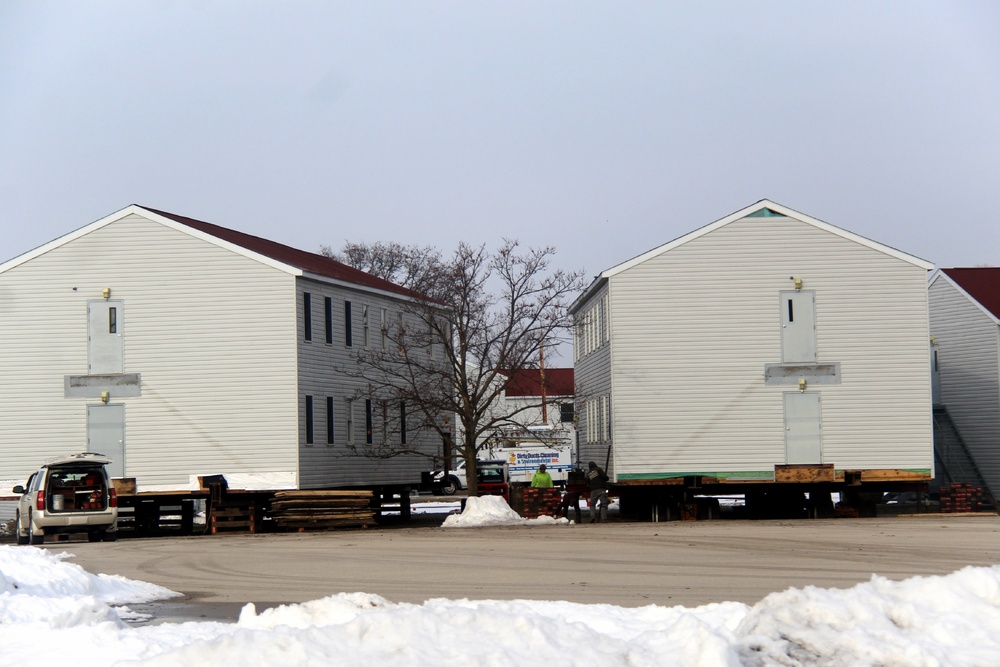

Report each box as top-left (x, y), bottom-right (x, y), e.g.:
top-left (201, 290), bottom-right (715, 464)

top-left (2, 1), bottom-right (998, 282)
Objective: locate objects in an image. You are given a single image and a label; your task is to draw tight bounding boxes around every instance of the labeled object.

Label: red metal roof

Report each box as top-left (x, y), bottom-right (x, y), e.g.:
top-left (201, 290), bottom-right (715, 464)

top-left (503, 368), bottom-right (575, 397)
top-left (140, 206), bottom-right (423, 300)
top-left (942, 268), bottom-right (1000, 319)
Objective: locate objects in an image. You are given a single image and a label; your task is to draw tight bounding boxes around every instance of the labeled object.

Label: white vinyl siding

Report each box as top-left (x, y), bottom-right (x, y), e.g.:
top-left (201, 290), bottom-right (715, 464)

top-left (0, 214), bottom-right (300, 486)
top-left (586, 215), bottom-right (932, 479)
top-left (929, 277), bottom-right (1000, 495)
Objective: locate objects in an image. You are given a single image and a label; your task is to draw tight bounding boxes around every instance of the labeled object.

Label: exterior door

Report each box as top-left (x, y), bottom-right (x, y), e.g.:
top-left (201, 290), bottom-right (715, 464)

top-left (780, 291), bottom-right (816, 363)
top-left (784, 392), bottom-right (822, 464)
top-left (88, 404), bottom-right (125, 477)
top-left (88, 300), bottom-right (124, 373)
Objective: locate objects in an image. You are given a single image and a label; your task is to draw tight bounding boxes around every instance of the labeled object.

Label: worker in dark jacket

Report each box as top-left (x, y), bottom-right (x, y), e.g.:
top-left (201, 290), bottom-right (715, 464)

top-left (586, 461), bottom-right (610, 523)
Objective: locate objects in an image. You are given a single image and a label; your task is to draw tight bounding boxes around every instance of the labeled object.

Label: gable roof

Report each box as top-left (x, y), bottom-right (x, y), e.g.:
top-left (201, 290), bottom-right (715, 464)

top-left (0, 204), bottom-right (423, 301)
top-left (570, 199), bottom-right (934, 314)
top-left (935, 268), bottom-right (1000, 323)
top-left (503, 368), bottom-right (575, 397)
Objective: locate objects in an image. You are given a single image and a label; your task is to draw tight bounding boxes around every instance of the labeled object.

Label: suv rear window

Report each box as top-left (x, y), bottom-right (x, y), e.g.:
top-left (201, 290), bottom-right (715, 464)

top-left (48, 467), bottom-right (109, 511)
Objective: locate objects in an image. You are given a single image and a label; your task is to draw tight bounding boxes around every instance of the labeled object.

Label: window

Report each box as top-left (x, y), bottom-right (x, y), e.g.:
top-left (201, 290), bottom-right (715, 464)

top-left (324, 297), bottom-right (333, 345)
top-left (326, 396), bottom-right (335, 445)
top-left (303, 293), bottom-right (312, 342)
top-left (601, 395), bottom-right (611, 440)
top-left (380, 308), bottom-right (388, 350)
top-left (305, 395), bottom-right (314, 445)
top-left (606, 395), bottom-right (612, 440)
top-left (602, 294), bottom-right (610, 343)
top-left (400, 401), bottom-right (407, 444)
top-left (365, 399), bottom-right (373, 445)
top-left (381, 402), bottom-right (388, 444)
top-left (108, 307), bottom-right (117, 334)
top-left (346, 399), bottom-right (355, 444)
top-left (345, 301), bottom-right (353, 347)
top-left (363, 305), bottom-right (370, 348)
top-left (560, 403), bottom-right (574, 423)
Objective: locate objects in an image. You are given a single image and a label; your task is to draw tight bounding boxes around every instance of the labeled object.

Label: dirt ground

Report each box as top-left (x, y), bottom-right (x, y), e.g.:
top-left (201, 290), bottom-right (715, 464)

top-left (46, 513), bottom-right (1000, 621)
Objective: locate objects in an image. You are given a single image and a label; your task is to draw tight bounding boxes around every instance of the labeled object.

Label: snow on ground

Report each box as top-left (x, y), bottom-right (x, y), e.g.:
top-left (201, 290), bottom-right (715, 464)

top-left (442, 494), bottom-right (570, 527)
top-left (2, 498), bottom-right (1000, 666)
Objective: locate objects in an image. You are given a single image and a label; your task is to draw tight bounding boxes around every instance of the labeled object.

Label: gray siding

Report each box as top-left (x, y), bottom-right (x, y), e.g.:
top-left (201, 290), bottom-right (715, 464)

top-left (0, 214), bottom-right (300, 487)
top-left (929, 277), bottom-right (1000, 494)
top-left (574, 282), bottom-right (613, 473)
top-left (295, 280), bottom-right (439, 488)
top-left (592, 215), bottom-right (932, 479)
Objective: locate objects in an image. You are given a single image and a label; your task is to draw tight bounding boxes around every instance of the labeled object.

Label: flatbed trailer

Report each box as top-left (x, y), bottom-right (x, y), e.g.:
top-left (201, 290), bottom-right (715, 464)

top-left (613, 464), bottom-right (937, 521)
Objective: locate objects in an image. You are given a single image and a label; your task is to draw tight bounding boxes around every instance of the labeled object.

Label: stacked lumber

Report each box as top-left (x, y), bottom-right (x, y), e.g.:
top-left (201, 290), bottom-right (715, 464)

top-left (939, 483), bottom-right (986, 513)
top-left (270, 490), bottom-right (375, 530)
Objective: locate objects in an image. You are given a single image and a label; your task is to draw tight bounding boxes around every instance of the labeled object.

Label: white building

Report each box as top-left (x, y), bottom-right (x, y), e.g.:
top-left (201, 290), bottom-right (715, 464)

top-left (570, 200), bottom-right (935, 512)
top-left (929, 268), bottom-right (1000, 499)
top-left (0, 205), bottom-right (439, 492)
top-left (494, 368), bottom-right (576, 448)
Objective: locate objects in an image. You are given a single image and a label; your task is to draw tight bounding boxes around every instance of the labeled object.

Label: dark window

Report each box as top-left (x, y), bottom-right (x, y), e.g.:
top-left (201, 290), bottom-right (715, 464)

top-left (345, 301), bottom-right (353, 347)
top-left (346, 399), bottom-right (354, 443)
top-left (303, 293), bottom-right (312, 341)
top-left (108, 307), bottom-right (117, 334)
top-left (365, 399), bottom-right (373, 444)
top-left (305, 395), bottom-right (314, 444)
top-left (787, 298), bottom-right (794, 323)
top-left (560, 403), bottom-right (574, 423)
top-left (400, 402), bottom-right (407, 444)
top-left (326, 396), bottom-right (335, 444)
top-left (324, 297), bottom-right (333, 344)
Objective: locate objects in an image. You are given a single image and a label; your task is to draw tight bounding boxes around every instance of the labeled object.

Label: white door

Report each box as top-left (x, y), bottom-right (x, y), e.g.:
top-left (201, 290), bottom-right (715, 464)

top-left (780, 291), bottom-right (816, 363)
top-left (784, 392), bottom-right (822, 464)
top-left (88, 404), bottom-right (125, 478)
top-left (88, 300), bottom-right (124, 374)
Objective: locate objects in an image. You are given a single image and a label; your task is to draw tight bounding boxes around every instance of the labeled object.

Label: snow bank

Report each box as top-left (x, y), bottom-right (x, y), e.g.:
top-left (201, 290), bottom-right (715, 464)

top-left (2, 544), bottom-right (1000, 666)
top-left (441, 494), bottom-right (570, 528)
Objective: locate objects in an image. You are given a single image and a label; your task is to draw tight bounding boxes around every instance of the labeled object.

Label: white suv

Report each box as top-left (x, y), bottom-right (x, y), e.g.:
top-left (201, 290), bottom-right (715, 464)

top-left (13, 453), bottom-right (119, 544)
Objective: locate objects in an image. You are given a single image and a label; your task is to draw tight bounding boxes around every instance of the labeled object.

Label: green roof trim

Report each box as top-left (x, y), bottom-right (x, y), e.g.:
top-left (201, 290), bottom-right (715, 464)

top-left (746, 207), bottom-right (783, 218)
top-left (617, 471), bottom-right (774, 481)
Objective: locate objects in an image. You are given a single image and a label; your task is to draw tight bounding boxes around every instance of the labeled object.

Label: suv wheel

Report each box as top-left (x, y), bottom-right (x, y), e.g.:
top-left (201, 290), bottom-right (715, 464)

top-left (28, 512), bottom-right (44, 545)
top-left (15, 511), bottom-right (28, 546)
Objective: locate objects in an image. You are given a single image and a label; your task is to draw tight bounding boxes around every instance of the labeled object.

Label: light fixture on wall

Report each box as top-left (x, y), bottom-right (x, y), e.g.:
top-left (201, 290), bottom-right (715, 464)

top-left (101, 391), bottom-right (110, 404)
top-left (791, 276), bottom-right (803, 291)
top-left (798, 378), bottom-right (807, 392)
top-left (102, 287), bottom-right (111, 300)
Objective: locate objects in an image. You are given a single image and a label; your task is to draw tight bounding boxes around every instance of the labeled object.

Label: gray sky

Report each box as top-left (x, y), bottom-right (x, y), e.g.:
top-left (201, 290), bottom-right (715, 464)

top-left (2, 1), bottom-right (998, 281)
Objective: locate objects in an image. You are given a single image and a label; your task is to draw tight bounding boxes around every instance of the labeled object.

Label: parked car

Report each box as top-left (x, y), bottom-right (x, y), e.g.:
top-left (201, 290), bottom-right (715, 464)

top-left (431, 460), bottom-right (467, 495)
top-left (476, 460), bottom-right (510, 501)
top-left (12, 453), bottom-right (119, 544)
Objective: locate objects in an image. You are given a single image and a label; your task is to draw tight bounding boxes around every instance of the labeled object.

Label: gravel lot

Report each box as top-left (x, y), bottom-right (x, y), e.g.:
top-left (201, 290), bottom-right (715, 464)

top-left (45, 513), bottom-right (1000, 622)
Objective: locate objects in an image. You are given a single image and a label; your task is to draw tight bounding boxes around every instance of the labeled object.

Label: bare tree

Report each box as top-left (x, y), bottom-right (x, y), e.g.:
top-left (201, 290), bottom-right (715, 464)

top-left (328, 239), bottom-right (586, 496)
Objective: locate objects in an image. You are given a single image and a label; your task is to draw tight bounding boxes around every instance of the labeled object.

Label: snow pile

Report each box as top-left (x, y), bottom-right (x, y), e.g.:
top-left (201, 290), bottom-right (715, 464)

top-left (2, 544), bottom-right (1000, 665)
top-left (441, 494), bottom-right (569, 528)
